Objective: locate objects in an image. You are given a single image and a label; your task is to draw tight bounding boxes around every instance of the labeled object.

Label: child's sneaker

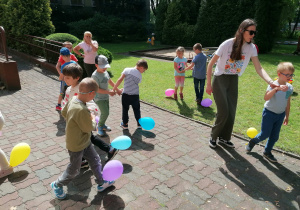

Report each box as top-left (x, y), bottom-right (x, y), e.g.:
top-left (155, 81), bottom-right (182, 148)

top-left (81, 160), bottom-right (89, 169)
top-left (0, 166), bottom-right (13, 178)
top-left (180, 93), bottom-right (183, 100)
top-left (263, 152), bottom-right (278, 163)
top-left (56, 104), bottom-right (62, 111)
top-left (120, 122), bottom-right (128, 130)
top-left (97, 180), bottom-right (115, 192)
top-left (106, 148), bottom-right (119, 163)
top-left (245, 139), bottom-right (256, 152)
top-left (97, 127), bottom-right (106, 137)
top-left (102, 125), bottom-right (112, 131)
top-left (50, 181), bottom-right (66, 199)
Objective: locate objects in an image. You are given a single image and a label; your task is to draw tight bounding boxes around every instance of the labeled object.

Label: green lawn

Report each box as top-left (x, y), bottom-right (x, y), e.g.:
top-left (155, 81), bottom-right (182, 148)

top-left (102, 42), bottom-right (300, 155)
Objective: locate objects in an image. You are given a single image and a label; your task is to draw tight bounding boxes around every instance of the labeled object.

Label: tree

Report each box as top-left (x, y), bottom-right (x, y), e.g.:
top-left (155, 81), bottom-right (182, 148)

top-left (155, 0), bottom-right (170, 40)
top-left (254, 0), bottom-right (284, 52)
top-left (5, 0), bottom-right (54, 37)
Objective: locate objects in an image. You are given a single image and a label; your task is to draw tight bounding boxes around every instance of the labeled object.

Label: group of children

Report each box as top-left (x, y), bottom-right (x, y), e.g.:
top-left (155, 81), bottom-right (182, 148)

top-left (172, 43), bottom-right (207, 104)
top-left (50, 41), bottom-right (148, 199)
top-left (173, 43), bottom-right (294, 163)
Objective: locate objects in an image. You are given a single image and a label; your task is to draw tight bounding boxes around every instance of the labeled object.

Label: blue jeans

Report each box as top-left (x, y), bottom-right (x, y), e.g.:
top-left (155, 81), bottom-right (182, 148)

top-left (252, 108), bottom-right (285, 153)
top-left (194, 78), bottom-right (205, 101)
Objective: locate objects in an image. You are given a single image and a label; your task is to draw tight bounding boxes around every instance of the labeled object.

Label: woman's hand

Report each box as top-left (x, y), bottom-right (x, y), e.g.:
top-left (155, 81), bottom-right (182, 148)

top-left (206, 85), bottom-right (213, 95)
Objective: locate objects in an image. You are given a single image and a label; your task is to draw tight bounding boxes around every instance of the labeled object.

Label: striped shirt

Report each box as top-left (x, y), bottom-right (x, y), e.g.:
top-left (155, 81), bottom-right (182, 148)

top-left (122, 67), bottom-right (142, 95)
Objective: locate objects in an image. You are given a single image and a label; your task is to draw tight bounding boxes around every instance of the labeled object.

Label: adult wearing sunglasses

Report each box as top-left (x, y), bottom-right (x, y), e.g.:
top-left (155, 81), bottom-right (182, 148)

top-left (74, 31), bottom-right (99, 77)
top-left (206, 19), bottom-right (278, 149)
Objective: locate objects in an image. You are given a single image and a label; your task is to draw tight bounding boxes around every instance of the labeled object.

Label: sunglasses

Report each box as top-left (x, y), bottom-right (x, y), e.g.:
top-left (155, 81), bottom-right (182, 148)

top-left (280, 72), bottom-right (295, 78)
top-left (79, 90), bottom-right (94, 94)
top-left (245, 30), bottom-right (257, 36)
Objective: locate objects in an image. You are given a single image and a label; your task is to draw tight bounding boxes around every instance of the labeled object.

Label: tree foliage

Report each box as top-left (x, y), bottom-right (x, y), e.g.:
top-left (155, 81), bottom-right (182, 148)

top-left (4, 0), bottom-right (54, 36)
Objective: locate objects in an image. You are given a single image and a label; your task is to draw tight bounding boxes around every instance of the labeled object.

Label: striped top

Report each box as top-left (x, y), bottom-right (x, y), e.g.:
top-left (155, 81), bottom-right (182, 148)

top-left (122, 67), bottom-right (142, 95)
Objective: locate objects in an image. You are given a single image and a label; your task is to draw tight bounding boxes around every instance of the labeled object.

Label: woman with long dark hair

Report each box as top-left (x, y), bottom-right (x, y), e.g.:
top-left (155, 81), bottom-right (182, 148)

top-left (206, 19), bottom-right (277, 149)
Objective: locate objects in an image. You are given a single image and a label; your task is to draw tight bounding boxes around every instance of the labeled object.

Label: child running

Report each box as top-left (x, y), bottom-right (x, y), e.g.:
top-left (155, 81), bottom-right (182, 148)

top-left (245, 62), bottom-right (294, 162)
top-left (62, 63), bottom-right (118, 164)
top-left (173, 46), bottom-right (188, 100)
top-left (113, 59), bottom-right (148, 129)
top-left (51, 78), bottom-right (115, 200)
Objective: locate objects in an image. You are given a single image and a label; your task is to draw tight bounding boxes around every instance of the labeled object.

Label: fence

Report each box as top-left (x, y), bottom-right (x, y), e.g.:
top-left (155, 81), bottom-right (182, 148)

top-left (7, 34), bottom-right (63, 64)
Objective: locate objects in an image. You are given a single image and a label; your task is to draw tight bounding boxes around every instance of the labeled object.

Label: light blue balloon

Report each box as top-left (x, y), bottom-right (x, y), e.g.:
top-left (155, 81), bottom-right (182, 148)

top-left (111, 136), bottom-right (132, 150)
top-left (139, 117), bottom-right (155, 130)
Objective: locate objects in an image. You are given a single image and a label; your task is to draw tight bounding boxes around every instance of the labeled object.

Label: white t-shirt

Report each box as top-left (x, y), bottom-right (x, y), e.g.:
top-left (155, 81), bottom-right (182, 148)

top-left (214, 38), bottom-right (257, 76)
top-left (78, 41), bottom-right (98, 64)
top-left (62, 85), bottom-right (100, 116)
top-left (122, 68), bottom-right (142, 95)
top-left (264, 81), bottom-right (293, 114)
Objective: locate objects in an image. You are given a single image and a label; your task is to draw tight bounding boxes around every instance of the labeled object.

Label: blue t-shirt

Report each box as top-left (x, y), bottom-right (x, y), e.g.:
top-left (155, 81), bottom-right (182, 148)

top-left (192, 53), bottom-right (207, 79)
top-left (174, 57), bottom-right (187, 76)
top-left (264, 81), bottom-right (293, 114)
top-left (61, 61), bottom-right (76, 73)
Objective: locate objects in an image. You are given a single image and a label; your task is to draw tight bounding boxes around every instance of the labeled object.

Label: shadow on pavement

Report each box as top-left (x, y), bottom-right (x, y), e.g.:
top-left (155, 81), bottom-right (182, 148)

top-left (123, 129), bottom-right (155, 151)
top-left (215, 146), bottom-right (298, 209)
top-left (123, 163), bottom-right (133, 174)
top-left (1, 170), bottom-right (29, 184)
top-left (54, 112), bottom-right (65, 136)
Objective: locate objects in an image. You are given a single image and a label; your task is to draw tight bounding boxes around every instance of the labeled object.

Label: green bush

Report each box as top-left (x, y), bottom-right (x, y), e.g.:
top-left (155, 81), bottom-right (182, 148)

top-left (45, 33), bottom-right (80, 44)
top-left (5, 0), bottom-right (54, 37)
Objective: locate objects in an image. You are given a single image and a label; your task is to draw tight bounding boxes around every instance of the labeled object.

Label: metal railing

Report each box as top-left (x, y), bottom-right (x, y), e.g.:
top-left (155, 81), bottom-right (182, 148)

top-left (7, 33), bottom-right (63, 64)
top-left (0, 26), bottom-right (9, 61)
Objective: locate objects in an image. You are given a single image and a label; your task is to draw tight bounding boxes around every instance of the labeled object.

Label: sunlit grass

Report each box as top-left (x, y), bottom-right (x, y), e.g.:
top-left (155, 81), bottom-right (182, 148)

top-left (104, 42), bottom-right (300, 155)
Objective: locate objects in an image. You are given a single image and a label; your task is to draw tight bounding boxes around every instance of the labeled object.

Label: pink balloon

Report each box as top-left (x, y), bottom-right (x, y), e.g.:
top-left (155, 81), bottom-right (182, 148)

top-left (201, 98), bottom-right (213, 107)
top-left (165, 89), bottom-right (175, 97)
top-left (102, 160), bottom-right (123, 181)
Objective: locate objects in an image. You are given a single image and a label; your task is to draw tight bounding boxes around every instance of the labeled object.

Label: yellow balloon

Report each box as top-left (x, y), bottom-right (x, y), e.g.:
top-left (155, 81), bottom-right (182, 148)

top-left (9, 143), bottom-right (30, 167)
top-left (247, 127), bottom-right (258, 139)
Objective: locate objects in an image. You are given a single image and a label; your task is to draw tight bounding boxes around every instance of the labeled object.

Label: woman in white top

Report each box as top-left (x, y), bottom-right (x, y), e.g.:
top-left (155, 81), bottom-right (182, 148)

top-left (74, 31), bottom-right (98, 77)
top-left (206, 19), bottom-right (278, 149)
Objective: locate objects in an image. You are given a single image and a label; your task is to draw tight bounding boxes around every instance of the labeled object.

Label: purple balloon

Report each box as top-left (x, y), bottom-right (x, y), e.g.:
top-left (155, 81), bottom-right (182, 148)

top-left (201, 98), bottom-right (212, 107)
top-left (102, 160), bottom-right (123, 181)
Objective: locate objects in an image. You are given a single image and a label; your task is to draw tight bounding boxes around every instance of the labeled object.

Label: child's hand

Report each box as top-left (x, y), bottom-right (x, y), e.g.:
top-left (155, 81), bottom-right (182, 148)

top-left (109, 90), bottom-right (116, 96)
top-left (91, 113), bottom-right (95, 121)
top-left (279, 85), bottom-right (288, 92)
top-left (116, 88), bottom-right (123, 96)
top-left (206, 86), bottom-right (213, 95)
top-left (58, 73), bottom-right (64, 81)
top-left (283, 117), bottom-right (289, 125)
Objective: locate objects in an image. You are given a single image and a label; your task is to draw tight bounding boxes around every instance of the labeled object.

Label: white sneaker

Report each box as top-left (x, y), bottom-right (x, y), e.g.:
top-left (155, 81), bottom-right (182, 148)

top-left (97, 180), bottom-right (115, 192)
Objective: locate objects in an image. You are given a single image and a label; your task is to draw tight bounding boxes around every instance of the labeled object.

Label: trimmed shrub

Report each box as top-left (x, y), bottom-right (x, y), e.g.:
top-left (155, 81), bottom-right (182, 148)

top-left (45, 33), bottom-right (80, 44)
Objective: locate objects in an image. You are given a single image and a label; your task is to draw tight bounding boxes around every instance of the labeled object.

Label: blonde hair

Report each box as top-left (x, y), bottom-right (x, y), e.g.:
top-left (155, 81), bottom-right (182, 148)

top-left (63, 41), bottom-right (72, 46)
top-left (176, 46), bottom-right (185, 53)
top-left (79, 78), bottom-right (98, 93)
top-left (83, 31), bottom-right (92, 42)
top-left (277, 62), bottom-right (295, 74)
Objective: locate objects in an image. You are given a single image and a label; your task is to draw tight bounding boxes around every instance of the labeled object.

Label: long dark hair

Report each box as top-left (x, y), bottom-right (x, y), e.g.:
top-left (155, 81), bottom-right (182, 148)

top-left (230, 19), bottom-right (256, 61)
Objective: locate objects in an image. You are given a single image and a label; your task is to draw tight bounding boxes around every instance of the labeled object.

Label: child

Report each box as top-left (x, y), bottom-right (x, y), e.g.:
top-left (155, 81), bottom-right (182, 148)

top-left (184, 43), bottom-right (207, 105)
top-left (92, 55), bottom-right (121, 137)
top-left (62, 63), bottom-right (118, 164)
top-left (113, 59), bottom-right (148, 129)
top-left (173, 46), bottom-right (188, 100)
top-left (245, 62), bottom-right (294, 162)
top-left (55, 41), bottom-right (78, 82)
top-left (51, 78), bottom-right (115, 200)
top-left (56, 47), bottom-right (77, 111)
top-left (0, 111), bottom-right (14, 178)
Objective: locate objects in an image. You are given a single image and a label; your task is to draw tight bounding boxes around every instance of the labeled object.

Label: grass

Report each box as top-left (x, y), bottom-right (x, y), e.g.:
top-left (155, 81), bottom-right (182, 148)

top-left (101, 41), bottom-right (300, 155)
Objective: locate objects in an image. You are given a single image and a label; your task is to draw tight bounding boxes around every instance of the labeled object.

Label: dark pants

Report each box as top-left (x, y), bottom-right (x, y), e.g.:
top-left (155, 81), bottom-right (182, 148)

top-left (84, 63), bottom-right (96, 77)
top-left (194, 78), bottom-right (206, 101)
top-left (211, 75), bottom-right (238, 140)
top-left (90, 132), bottom-right (110, 153)
top-left (122, 94), bottom-right (141, 125)
top-left (252, 108), bottom-right (285, 153)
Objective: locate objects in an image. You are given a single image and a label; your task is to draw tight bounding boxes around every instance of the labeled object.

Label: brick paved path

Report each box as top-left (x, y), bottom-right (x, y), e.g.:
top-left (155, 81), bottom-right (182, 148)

top-left (0, 55), bottom-right (299, 209)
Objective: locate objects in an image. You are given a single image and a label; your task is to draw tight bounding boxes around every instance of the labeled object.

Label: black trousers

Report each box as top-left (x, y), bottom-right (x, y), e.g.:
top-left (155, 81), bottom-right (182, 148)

top-left (122, 94), bottom-right (141, 125)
